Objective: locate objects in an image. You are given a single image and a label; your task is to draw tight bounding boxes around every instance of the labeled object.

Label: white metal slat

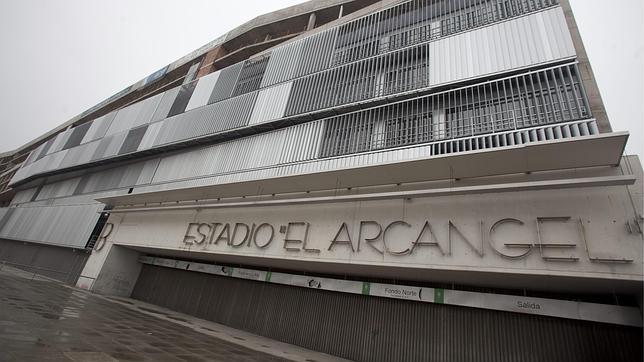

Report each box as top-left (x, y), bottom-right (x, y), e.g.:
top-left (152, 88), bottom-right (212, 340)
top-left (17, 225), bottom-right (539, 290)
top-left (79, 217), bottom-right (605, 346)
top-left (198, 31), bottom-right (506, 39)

top-left (185, 71), bottom-right (221, 111)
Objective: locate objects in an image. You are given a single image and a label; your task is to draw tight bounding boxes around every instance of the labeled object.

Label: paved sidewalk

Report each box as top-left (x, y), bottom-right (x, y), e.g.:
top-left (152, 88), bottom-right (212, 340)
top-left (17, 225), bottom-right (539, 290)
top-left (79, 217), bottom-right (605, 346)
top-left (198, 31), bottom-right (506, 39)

top-left (0, 268), bottom-right (344, 362)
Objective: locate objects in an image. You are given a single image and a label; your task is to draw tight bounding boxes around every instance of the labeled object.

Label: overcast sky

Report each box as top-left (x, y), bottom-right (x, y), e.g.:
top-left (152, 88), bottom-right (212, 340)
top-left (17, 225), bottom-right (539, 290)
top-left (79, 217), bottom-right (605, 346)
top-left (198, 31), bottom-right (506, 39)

top-left (0, 0), bottom-right (642, 157)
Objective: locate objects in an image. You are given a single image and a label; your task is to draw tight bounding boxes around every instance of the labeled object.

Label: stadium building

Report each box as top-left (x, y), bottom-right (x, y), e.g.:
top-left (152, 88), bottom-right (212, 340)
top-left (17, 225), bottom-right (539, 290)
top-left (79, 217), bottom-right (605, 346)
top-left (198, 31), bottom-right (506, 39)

top-left (0, 0), bottom-right (642, 360)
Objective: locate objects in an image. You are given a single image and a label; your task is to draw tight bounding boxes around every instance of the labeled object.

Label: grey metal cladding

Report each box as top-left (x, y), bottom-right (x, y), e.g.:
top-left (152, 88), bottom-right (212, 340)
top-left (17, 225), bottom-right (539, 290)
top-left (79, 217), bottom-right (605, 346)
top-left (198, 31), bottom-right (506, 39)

top-left (82, 111), bottom-right (117, 144)
top-left (62, 122), bottom-right (92, 150)
top-left (186, 71), bottom-right (221, 111)
top-left (34, 177), bottom-right (81, 200)
top-left (153, 91), bottom-right (256, 147)
top-left (47, 129), bottom-right (72, 154)
top-left (10, 0), bottom-right (574, 186)
top-left (0, 207), bottom-right (15, 231)
top-left (135, 158), bottom-right (160, 185)
top-left (118, 126), bottom-right (148, 155)
top-left (132, 92), bottom-right (163, 128)
top-left (167, 82), bottom-right (197, 117)
top-left (296, 28), bottom-right (337, 77)
top-left (208, 62), bottom-right (243, 104)
top-left (73, 175), bottom-right (89, 195)
top-left (34, 138), bottom-right (55, 162)
top-left (91, 136), bottom-right (112, 161)
top-left (91, 131), bottom-right (127, 160)
top-left (118, 162), bottom-right (145, 188)
top-left (0, 203), bottom-right (104, 248)
top-left (261, 42), bottom-right (303, 88)
top-left (231, 55), bottom-right (270, 97)
top-left (151, 87), bottom-right (181, 122)
top-left (60, 141), bottom-right (100, 168)
top-left (249, 82), bottom-right (292, 125)
top-left (105, 104), bottom-right (142, 137)
top-left (94, 167), bottom-right (126, 192)
top-left (137, 122), bottom-right (163, 151)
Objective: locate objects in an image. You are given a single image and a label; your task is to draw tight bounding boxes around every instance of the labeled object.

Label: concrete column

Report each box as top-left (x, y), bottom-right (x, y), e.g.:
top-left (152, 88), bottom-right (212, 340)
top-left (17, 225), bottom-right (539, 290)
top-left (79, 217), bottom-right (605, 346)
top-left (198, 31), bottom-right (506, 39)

top-left (307, 12), bottom-right (317, 30)
top-left (77, 242), bottom-right (142, 297)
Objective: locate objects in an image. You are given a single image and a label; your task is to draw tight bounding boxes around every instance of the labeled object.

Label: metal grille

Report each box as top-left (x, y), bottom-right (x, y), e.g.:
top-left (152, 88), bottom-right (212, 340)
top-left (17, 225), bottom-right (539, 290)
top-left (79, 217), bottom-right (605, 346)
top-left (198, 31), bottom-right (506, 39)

top-left (332, 0), bottom-right (559, 66)
top-left (231, 55), bottom-right (270, 97)
top-left (208, 62), bottom-right (243, 104)
top-left (286, 42), bottom-right (431, 116)
top-left (319, 63), bottom-right (589, 157)
top-left (132, 264), bottom-right (642, 362)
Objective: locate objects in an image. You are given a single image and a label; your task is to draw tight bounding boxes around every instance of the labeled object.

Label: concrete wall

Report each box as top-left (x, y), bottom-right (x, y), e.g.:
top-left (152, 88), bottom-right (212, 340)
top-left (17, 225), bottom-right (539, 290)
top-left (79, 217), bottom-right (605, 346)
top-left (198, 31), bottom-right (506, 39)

top-left (77, 242), bottom-right (142, 297)
top-left (86, 157), bottom-right (644, 295)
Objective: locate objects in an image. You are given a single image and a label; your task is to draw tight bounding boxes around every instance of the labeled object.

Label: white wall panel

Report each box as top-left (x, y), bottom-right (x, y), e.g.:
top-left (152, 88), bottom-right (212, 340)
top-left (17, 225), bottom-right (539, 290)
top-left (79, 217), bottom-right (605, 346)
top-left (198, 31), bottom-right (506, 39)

top-left (185, 71), bottom-right (221, 111)
top-left (137, 122), bottom-right (163, 151)
top-left (248, 82), bottom-right (292, 125)
top-left (428, 7), bottom-right (575, 86)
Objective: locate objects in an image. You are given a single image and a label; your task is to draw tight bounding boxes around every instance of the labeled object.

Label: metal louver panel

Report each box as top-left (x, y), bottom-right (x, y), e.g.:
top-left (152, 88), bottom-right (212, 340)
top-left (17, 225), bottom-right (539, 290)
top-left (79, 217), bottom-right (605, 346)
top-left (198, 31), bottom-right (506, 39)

top-left (34, 177), bottom-right (82, 200)
top-left (105, 105), bottom-right (140, 137)
top-left (261, 41), bottom-right (303, 88)
top-left (428, 7), bottom-right (574, 86)
top-left (132, 92), bottom-right (163, 128)
top-left (91, 131), bottom-right (127, 161)
top-left (60, 140), bottom-right (100, 168)
top-left (136, 158), bottom-right (161, 185)
top-left (185, 71), bottom-right (221, 111)
top-left (153, 92), bottom-right (256, 147)
top-left (151, 87), bottom-right (181, 122)
top-left (118, 162), bottom-right (145, 188)
top-left (81, 111), bottom-right (117, 144)
top-left (208, 62), bottom-right (243, 104)
top-left (167, 82), bottom-right (197, 118)
top-left (296, 27), bottom-right (337, 77)
top-left (248, 82), bottom-right (292, 125)
top-left (47, 129), bottom-right (73, 155)
top-left (137, 122), bottom-right (163, 151)
top-left (10, 188), bottom-right (39, 205)
top-left (0, 203), bottom-right (104, 248)
top-left (118, 126), bottom-right (148, 155)
top-left (139, 119), bottom-right (598, 194)
top-left (62, 122), bottom-right (92, 150)
top-left (150, 121), bottom-right (322, 184)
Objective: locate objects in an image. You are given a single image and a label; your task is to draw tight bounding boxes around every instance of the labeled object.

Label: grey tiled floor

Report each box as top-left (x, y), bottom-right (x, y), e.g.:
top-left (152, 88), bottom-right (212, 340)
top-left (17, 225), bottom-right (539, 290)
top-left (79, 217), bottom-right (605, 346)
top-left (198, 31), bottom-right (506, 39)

top-left (0, 271), bottom-right (288, 362)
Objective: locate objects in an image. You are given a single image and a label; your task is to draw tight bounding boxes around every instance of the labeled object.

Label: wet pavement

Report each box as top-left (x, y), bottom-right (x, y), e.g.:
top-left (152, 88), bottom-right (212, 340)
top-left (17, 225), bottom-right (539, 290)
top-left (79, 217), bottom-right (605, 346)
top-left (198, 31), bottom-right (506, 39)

top-left (0, 269), bottom-right (297, 362)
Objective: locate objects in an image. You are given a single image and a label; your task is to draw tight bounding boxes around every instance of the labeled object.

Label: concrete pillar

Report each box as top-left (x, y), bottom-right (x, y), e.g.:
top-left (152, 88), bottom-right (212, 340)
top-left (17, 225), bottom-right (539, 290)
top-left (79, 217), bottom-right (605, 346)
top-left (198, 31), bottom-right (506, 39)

top-left (307, 12), bottom-right (317, 30)
top-left (77, 242), bottom-right (142, 297)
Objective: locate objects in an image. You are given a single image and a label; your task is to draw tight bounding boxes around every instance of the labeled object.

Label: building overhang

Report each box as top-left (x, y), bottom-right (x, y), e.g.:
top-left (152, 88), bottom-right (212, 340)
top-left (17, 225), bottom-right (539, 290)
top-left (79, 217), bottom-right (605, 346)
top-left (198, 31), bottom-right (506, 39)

top-left (97, 131), bottom-right (629, 207)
